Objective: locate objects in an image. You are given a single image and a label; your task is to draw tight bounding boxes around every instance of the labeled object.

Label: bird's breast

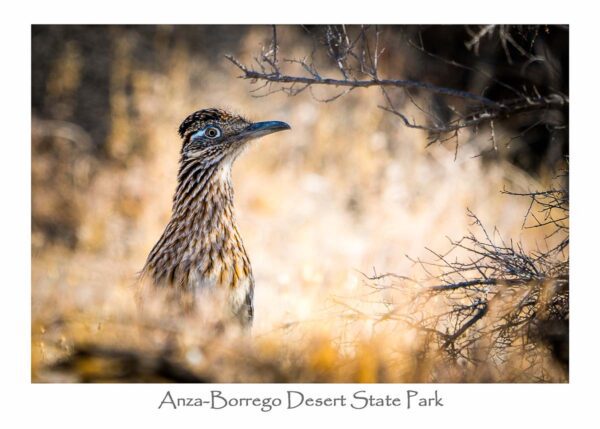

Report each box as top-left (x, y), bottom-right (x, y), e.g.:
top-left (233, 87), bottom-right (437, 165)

top-left (184, 221), bottom-right (252, 303)
top-left (188, 256), bottom-right (253, 317)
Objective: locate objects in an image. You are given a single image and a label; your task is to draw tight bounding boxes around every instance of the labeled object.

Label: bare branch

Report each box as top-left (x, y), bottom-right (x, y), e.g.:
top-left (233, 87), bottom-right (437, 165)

top-left (227, 53), bottom-right (498, 106)
top-left (226, 25), bottom-right (568, 152)
top-left (352, 171), bottom-right (568, 373)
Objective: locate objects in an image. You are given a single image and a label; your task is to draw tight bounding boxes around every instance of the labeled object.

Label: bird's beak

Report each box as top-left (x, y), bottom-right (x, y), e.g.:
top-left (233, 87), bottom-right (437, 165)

top-left (240, 121), bottom-right (291, 140)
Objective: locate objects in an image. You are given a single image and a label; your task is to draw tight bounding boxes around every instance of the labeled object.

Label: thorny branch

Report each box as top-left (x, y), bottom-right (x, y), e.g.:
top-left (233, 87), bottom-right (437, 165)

top-left (352, 178), bottom-right (569, 376)
top-left (226, 53), bottom-right (497, 106)
top-left (226, 25), bottom-right (568, 147)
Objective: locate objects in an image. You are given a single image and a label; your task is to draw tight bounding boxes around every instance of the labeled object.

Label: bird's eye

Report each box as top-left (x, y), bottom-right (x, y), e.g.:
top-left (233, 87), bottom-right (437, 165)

top-left (205, 126), bottom-right (221, 139)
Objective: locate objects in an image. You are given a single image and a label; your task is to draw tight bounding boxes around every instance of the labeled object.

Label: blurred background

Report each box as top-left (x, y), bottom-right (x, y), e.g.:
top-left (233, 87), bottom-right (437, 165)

top-left (31, 25), bottom-right (568, 382)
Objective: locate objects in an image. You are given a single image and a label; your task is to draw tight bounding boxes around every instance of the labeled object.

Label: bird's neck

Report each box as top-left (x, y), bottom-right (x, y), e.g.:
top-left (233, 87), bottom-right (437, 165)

top-left (143, 154), bottom-right (249, 288)
top-left (172, 155), bottom-right (233, 211)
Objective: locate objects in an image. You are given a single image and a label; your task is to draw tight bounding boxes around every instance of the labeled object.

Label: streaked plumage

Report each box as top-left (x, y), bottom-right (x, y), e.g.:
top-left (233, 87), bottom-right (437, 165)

top-left (141, 108), bottom-right (290, 326)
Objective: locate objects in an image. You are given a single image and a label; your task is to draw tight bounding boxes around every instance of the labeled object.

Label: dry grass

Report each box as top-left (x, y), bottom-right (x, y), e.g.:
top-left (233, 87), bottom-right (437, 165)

top-left (31, 26), bottom-right (567, 383)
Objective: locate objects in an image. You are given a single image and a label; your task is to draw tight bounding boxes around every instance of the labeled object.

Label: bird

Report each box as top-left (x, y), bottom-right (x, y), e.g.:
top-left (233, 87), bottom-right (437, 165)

top-left (140, 108), bottom-right (290, 327)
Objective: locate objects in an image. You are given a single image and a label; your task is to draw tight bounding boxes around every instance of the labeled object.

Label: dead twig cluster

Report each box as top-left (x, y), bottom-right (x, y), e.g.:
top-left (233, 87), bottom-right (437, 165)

top-left (226, 25), bottom-right (568, 149)
top-left (356, 176), bottom-right (569, 379)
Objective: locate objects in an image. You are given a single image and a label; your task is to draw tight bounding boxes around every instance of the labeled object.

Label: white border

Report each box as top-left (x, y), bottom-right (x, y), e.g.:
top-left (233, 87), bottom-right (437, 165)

top-left (2, 1), bottom-right (597, 427)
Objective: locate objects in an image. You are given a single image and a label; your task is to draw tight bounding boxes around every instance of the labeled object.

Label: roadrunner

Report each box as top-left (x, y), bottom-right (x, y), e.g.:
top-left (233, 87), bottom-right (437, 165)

top-left (142, 108), bottom-right (290, 326)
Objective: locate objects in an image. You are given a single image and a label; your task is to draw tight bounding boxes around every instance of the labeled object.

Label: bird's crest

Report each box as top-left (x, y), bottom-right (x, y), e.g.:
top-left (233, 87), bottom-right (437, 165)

top-left (178, 108), bottom-right (248, 140)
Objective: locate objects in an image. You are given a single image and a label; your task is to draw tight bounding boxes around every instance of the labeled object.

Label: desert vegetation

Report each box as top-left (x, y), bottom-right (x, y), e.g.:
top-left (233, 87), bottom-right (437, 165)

top-left (32, 25), bottom-right (568, 382)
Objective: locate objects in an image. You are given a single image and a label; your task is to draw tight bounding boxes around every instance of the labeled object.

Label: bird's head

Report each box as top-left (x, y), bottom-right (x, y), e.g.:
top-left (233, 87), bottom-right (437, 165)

top-left (178, 108), bottom-right (290, 166)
